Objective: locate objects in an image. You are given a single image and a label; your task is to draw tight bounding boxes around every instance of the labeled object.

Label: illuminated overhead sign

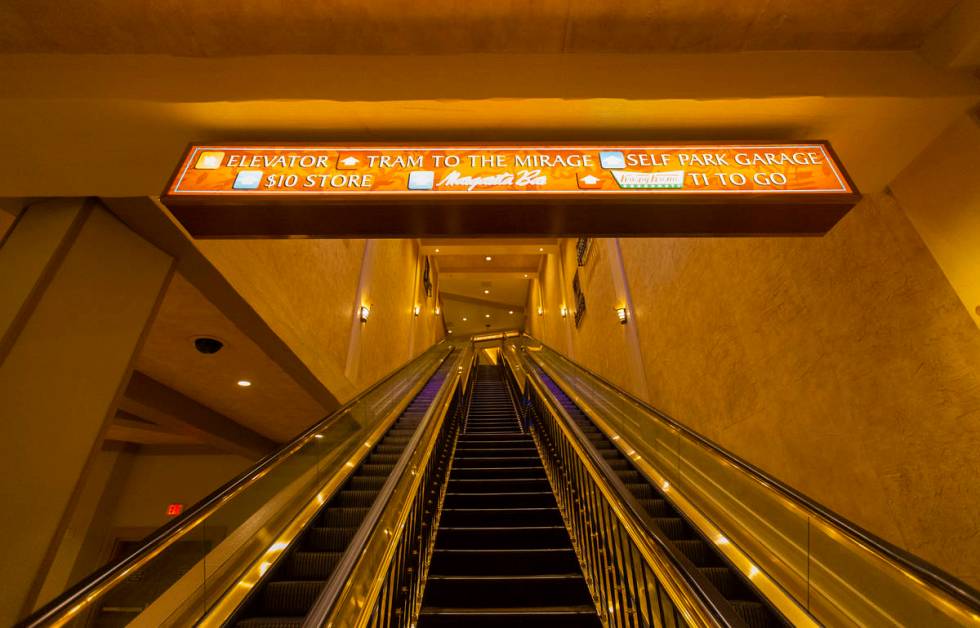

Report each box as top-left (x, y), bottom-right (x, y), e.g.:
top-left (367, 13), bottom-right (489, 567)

top-left (162, 143), bottom-right (859, 237)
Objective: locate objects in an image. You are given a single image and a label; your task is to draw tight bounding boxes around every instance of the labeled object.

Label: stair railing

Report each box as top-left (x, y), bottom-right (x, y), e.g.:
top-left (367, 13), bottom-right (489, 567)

top-left (301, 346), bottom-right (476, 628)
top-left (501, 348), bottom-right (745, 628)
top-left (19, 342), bottom-right (456, 628)
top-left (515, 336), bottom-right (980, 627)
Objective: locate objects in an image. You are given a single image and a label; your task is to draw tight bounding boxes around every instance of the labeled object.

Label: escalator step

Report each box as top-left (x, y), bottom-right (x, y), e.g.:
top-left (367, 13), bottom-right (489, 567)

top-left (430, 548), bottom-right (580, 575)
top-left (358, 463), bottom-right (395, 476)
top-left (440, 507), bottom-right (563, 527)
top-left (318, 506), bottom-right (369, 528)
top-left (333, 490), bottom-right (378, 507)
top-left (617, 470), bottom-right (642, 483)
top-left (446, 478), bottom-right (550, 493)
top-left (418, 608), bottom-right (601, 628)
top-left (284, 551), bottom-right (343, 579)
top-left (423, 574), bottom-right (593, 607)
top-left (259, 580), bottom-right (326, 615)
top-left (652, 517), bottom-right (688, 539)
top-left (672, 539), bottom-right (716, 567)
top-left (349, 475), bottom-right (387, 491)
top-left (436, 526), bottom-right (570, 549)
top-left (639, 498), bottom-right (672, 517)
top-left (731, 600), bottom-right (777, 627)
top-left (236, 618), bottom-right (303, 628)
top-left (699, 566), bottom-right (739, 598)
top-left (625, 482), bottom-right (655, 499)
top-left (369, 453), bottom-right (401, 465)
top-left (305, 527), bottom-right (356, 551)
top-left (451, 467), bottom-right (545, 480)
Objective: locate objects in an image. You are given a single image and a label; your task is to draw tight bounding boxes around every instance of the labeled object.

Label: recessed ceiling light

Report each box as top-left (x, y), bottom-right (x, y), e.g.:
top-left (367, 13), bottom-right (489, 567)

top-left (484, 289), bottom-right (490, 294)
top-left (237, 380), bottom-right (252, 387)
top-left (539, 247), bottom-right (544, 252)
top-left (485, 314), bottom-right (490, 318)
top-left (485, 256), bottom-right (492, 261)
top-left (524, 274), bottom-right (529, 279)
top-left (509, 310), bottom-right (514, 314)
top-left (435, 248), bottom-right (440, 253)
top-left (462, 317), bottom-right (468, 321)
top-left (448, 329), bottom-right (453, 334)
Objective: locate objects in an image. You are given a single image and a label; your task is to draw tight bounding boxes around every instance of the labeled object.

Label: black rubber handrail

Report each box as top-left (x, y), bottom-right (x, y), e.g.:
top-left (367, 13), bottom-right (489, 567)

top-left (18, 342), bottom-right (455, 628)
top-left (505, 349), bottom-right (745, 627)
top-left (523, 335), bottom-right (980, 611)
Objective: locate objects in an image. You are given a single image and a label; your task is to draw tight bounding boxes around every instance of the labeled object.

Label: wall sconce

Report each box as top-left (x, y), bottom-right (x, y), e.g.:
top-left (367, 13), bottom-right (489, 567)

top-left (537, 306), bottom-right (544, 316)
top-left (413, 305), bottom-right (421, 317)
top-left (434, 306), bottom-right (441, 315)
top-left (359, 305), bottom-right (370, 323)
top-left (560, 306), bottom-right (568, 318)
top-left (616, 306), bottom-right (629, 325)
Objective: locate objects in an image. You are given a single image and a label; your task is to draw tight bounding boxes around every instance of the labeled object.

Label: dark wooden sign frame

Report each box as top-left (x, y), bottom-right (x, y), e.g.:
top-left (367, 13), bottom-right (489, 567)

top-left (161, 141), bottom-right (860, 238)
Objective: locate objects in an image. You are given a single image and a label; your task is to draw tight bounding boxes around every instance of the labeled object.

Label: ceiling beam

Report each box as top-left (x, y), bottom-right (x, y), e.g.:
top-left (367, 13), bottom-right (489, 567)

top-left (442, 291), bottom-right (526, 311)
top-left (438, 266), bottom-right (538, 275)
top-left (105, 413), bottom-right (204, 446)
top-left (104, 196), bottom-right (344, 413)
top-left (920, 1), bottom-right (980, 72)
top-left (120, 371), bottom-right (277, 457)
top-left (421, 239), bottom-right (558, 255)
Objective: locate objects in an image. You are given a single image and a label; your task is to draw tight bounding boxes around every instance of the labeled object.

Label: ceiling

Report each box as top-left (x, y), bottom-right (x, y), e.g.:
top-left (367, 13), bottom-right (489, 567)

top-left (0, 1), bottom-right (959, 55)
top-left (114, 271), bottom-right (328, 449)
top-left (425, 239), bottom-right (555, 337)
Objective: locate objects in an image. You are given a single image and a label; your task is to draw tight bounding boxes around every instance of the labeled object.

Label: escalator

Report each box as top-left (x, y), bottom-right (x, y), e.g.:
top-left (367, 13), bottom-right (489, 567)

top-left (23, 339), bottom-right (980, 628)
top-left (418, 365), bottom-right (601, 627)
top-left (229, 367), bottom-right (449, 627)
top-left (534, 368), bottom-right (781, 627)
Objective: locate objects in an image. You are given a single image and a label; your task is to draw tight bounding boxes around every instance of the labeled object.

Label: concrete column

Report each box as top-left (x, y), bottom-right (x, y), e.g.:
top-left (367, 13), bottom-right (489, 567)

top-left (0, 199), bottom-right (174, 623)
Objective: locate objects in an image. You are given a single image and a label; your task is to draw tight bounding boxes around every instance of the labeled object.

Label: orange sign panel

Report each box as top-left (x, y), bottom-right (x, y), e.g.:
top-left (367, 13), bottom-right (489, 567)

top-left (166, 144), bottom-right (853, 197)
top-left (161, 142), bottom-right (859, 237)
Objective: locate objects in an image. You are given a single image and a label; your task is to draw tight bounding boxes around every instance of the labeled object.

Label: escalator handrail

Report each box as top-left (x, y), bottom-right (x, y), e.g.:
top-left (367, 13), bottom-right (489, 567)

top-left (302, 347), bottom-right (475, 628)
top-left (522, 335), bottom-right (980, 611)
top-left (504, 350), bottom-right (744, 628)
top-left (18, 342), bottom-right (455, 628)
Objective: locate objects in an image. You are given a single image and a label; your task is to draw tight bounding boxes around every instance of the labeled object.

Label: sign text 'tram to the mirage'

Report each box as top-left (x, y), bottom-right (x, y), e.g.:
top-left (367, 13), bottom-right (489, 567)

top-left (162, 143), bottom-right (860, 237)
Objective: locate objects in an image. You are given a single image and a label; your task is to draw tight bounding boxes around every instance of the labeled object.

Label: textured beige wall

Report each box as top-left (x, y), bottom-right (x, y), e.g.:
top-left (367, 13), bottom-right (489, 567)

top-left (560, 239), bottom-right (642, 398)
top-left (533, 194), bottom-right (980, 587)
top-left (197, 238), bottom-right (445, 402)
top-left (107, 450), bottom-right (253, 530)
top-left (530, 251), bottom-right (571, 355)
top-left (197, 239), bottom-right (366, 402)
top-left (354, 239), bottom-right (444, 389)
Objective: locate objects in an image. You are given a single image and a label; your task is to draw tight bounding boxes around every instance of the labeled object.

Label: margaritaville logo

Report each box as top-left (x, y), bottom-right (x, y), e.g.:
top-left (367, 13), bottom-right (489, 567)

top-left (166, 144), bottom-right (853, 196)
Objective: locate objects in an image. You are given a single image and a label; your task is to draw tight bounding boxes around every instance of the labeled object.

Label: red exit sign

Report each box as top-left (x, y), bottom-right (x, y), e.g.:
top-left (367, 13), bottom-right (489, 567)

top-left (166, 503), bottom-right (184, 517)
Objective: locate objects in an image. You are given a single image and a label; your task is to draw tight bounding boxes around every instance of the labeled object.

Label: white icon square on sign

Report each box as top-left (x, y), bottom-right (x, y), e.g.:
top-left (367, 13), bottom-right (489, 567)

top-left (195, 151), bottom-right (225, 170)
top-left (599, 151), bottom-right (626, 169)
top-left (408, 170), bottom-right (435, 190)
top-left (233, 170), bottom-right (264, 190)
